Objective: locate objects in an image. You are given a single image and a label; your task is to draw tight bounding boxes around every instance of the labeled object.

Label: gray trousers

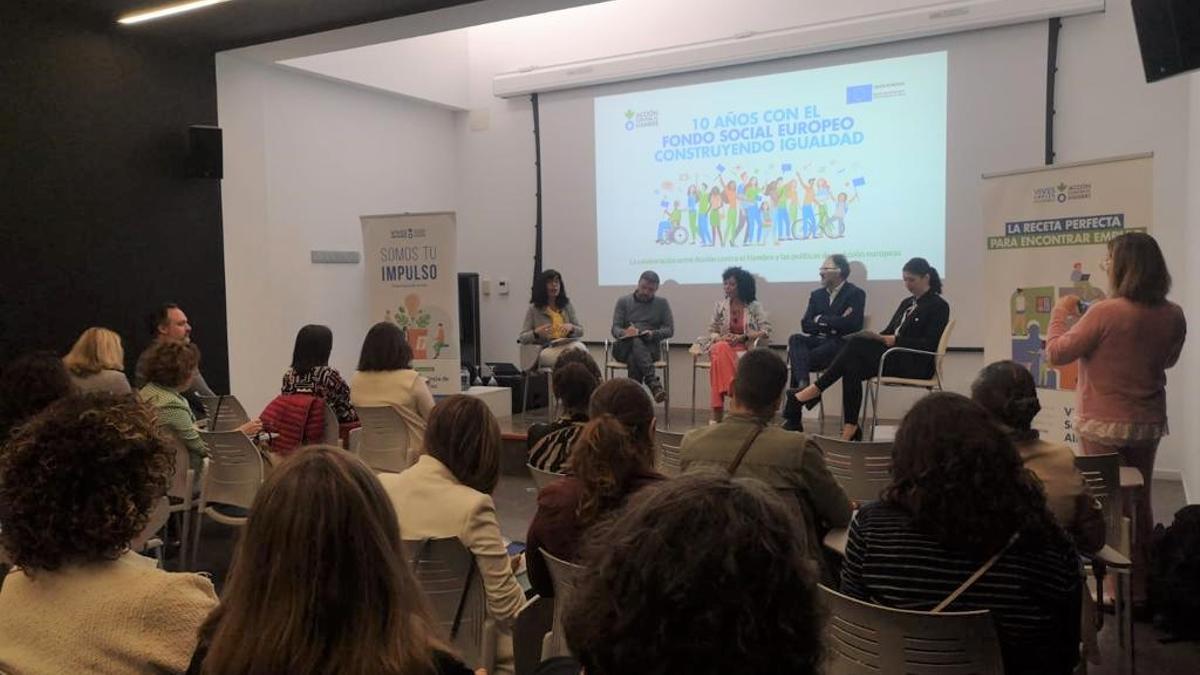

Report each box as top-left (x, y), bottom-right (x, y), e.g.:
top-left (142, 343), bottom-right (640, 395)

top-left (613, 337), bottom-right (662, 386)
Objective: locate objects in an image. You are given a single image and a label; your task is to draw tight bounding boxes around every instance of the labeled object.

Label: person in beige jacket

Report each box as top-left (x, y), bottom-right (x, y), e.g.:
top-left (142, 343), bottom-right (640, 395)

top-left (0, 394), bottom-right (217, 675)
top-left (350, 322), bottom-right (436, 459)
top-left (380, 395), bottom-right (525, 675)
top-left (680, 348), bottom-right (851, 581)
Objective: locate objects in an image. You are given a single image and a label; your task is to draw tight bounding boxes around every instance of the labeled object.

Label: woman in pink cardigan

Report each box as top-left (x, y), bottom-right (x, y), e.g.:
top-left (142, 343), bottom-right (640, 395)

top-left (1046, 232), bottom-right (1186, 604)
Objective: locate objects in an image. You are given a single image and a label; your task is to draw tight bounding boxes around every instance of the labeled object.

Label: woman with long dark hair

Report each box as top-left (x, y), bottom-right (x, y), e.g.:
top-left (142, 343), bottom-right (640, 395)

top-left (282, 324), bottom-right (357, 423)
top-left (519, 269), bottom-right (587, 370)
top-left (691, 266), bottom-right (772, 422)
top-left (1046, 231), bottom-right (1185, 605)
top-left (841, 393), bottom-right (1082, 675)
top-left (795, 257), bottom-right (949, 439)
top-left (525, 378), bottom-right (663, 597)
top-left (188, 446), bottom-right (474, 675)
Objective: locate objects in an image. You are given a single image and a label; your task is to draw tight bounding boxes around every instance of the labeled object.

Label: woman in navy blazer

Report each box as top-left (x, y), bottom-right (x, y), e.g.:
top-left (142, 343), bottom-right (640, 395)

top-left (794, 258), bottom-right (950, 440)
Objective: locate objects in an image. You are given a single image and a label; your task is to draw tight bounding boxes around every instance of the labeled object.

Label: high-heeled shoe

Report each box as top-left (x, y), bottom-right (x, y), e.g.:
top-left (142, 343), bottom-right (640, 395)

top-left (844, 426), bottom-right (862, 442)
top-left (795, 388), bottom-right (822, 411)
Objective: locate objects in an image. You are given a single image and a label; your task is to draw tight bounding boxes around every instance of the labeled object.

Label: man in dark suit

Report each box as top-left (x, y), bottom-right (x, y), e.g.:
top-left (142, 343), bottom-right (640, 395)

top-left (782, 254), bottom-right (866, 430)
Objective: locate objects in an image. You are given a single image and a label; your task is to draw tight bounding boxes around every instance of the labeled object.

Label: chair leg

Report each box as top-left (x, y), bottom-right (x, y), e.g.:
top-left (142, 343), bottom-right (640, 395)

top-left (867, 381), bottom-right (879, 441)
top-left (191, 510), bottom-right (204, 570)
top-left (662, 360), bottom-right (670, 426)
top-left (179, 509), bottom-right (191, 571)
top-left (522, 370), bottom-right (531, 414)
top-left (691, 364), bottom-right (698, 425)
top-left (1116, 571), bottom-right (1134, 675)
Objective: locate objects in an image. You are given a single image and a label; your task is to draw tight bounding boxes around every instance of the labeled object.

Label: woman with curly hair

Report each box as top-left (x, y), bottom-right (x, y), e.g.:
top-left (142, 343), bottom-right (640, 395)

top-left (537, 472), bottom-right (824, 675)
top-left (0, 393), bottom-right (217, 673)
top-left (139, 340), bottom-right (260, 472)
top-left (840, 392), bottom-right (1082, 675)
top-left (525, 378), bottom-right (664, 597)
top-left (187, 447), bottom-right (475, 675)
top-left (63, 327), bottom-right (131, 395)
top-left (692, 266), bottom-right (772, 422)
top-left (0, 351), bottom-right (74, 438)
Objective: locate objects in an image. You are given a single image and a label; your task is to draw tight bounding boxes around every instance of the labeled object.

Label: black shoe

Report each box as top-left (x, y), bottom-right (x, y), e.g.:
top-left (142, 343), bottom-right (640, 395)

top-left (801, 392), bottom-right (822, 411)
top-left (848, 426), bottom-right (862, 441)
top-left (649, 382), bottom-right (667, 403)
top-left (782, 389), bottom-right (804, 431)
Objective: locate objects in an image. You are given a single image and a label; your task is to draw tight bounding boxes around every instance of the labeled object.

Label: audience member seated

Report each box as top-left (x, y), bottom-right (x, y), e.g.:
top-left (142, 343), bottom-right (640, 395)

top-left (527, 358), bottom-right (599, 473)
top-left (63, 327), bottom-right (132, 395)
top-left (139, 341), bottom-right (261, 473)
top-left (187, 446), bottom-right (475, 675)
top-left (519, 268), bottom-right (587, 370)
top-left (681, 348), bottom-right (850, 579)
top-left (282, 323), bottom-right (358, 424)
top-left (972, 360), bottom-right (1105, 553)
top-left (690, 266), bottom-right (771, 422)
top-left (840, 392), bottom-right (1082, 675)
top-left (526, 378), bottom-right (664, 597)
top-left (540, 472), bottom-right (825, 675)
top-left (796, 257), bottom-right (949, 440)
top-left (0, 394), bottom-right (217, 674)
top-left (350, 322), bottom-right (434, 456)
top-left (381, 395), bottom-right (525, 674)
top-left (135, 303), bottom-right (216, 400)
top-left (0, 352), bottom-right (74, 439)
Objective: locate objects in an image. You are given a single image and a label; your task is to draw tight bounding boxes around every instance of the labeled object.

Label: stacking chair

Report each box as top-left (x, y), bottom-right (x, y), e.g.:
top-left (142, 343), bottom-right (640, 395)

top-left (166, 445), bottom-right (196, 569)
top-left (540, 548), bottom-right (585, 660)
top-left (191, 430), bottom-right (265, 566)
top-left (820, 585), bottom-right (1004, 675)
top-left (653, 428), bottom-right (685, 477)
top-left (810, 435), bottom-right (892, 556)
top-left (351, 405), bottom-right (411, 473)
top-left (321, 402), bottom-right (340, 447)
top-left (528, 463), bottom-right (566, 490)
top-left (862, 319), bottom-right (955, 440)
top-left (1074, 452), bottom-right (1135, 675)
top-left (404, 537), bottom-right (496, 673)
top-left (198, 394), bottom-right (251, 432)
top-left (603, 337), bottom-right (670, 420)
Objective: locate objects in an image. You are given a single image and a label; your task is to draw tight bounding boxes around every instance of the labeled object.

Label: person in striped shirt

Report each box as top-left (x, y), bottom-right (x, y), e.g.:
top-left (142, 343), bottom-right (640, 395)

top-left (840, 392), bottom-right (1083, 675)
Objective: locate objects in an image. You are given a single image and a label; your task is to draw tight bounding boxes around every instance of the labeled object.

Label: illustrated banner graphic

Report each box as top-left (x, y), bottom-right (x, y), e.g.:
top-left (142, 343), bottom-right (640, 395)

top-left (982, 155), bottom-right (1152, 446)
top-left (361, 212), bottom-right (459, 394)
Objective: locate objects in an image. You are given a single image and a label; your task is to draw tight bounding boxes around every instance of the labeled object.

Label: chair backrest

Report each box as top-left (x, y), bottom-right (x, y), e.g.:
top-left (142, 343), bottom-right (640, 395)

top-left (355, 405), bottom-right (411, 473)
top-left (811, 435), bottom-right (893, 503)
top-left (528, 463), bottom-right (565, 490)
top-left (403, 537), bottom-right (489, 668)
top-left (197, 430), bottom-right (264, 509)
top-left (654, 428), bottom-right (685, 477)
top-left (541, 548), bottom-right (585, 660)
top-left (321, 402), bottom-right (340, 446)
top-left (933, 319), bottom-right (957, 379)
top-left (198, 394), bottom-right (251, 432)
top-left (167, 445), bottom-right (194, 502)
top-left (1074, 452), bottom-right (1122, 549)
top-left (821, 585), bottom-right (1004, 675)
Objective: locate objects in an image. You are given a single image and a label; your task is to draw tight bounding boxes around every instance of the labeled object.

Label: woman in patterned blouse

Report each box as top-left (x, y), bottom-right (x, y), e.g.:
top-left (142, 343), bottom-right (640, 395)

top-left (281, 324), bottom-right (358, 424)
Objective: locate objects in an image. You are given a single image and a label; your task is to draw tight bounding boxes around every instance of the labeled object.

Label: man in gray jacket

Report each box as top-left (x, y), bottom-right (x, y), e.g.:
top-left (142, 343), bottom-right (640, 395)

top-left (611, 270), bottom-right (674, 402)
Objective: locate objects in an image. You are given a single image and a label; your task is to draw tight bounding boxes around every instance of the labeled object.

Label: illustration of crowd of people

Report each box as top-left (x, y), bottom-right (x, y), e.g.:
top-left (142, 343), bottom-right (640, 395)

top-left (655, 164), bottom-right (863, 247)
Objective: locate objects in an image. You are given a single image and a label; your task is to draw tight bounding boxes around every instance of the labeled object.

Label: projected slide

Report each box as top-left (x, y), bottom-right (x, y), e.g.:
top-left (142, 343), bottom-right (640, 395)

top-left (594, 51), bottom-right (947, 285)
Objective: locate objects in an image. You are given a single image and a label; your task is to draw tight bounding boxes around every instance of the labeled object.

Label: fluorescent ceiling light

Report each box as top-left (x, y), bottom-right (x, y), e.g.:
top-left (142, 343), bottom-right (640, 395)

top-left (117, 0), bottom-right (233, 25)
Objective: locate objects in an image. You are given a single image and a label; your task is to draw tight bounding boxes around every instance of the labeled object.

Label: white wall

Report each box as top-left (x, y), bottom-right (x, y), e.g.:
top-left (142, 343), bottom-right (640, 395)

top-left (1185, 70), bottom-right (1200, 502)
top-left (217, 54), bottom-right (458, 415)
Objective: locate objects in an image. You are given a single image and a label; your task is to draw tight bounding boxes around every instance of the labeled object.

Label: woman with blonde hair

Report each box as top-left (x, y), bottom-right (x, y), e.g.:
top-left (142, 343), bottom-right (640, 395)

top-left (63, 327), bottom-right (131, 395)
top-left (188, 446), bottom-right (475, 675)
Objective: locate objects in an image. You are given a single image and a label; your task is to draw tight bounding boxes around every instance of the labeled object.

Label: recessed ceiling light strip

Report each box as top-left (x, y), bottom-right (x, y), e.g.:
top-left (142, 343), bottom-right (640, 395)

top-left (117, 0), bottom-right (233, 25)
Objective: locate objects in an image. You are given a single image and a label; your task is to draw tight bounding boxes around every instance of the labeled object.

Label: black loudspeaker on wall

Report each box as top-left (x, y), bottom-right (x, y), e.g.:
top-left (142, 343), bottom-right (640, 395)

top-left (1132, 0), bottom-right (1200, 83)
top-left (186, 125), bottom-right (223, 179)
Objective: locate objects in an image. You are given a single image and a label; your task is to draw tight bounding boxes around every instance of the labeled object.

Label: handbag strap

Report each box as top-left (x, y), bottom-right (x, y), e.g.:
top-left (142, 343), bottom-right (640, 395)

top-left (932, 532), bottom-right (1020, 613)
top-left (727, 420), bottom-right (766, 474)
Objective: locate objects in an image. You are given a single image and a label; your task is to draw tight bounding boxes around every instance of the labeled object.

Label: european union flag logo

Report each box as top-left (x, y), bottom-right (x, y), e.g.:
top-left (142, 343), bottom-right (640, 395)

top-left (846, 84), bottom-right (873, 104)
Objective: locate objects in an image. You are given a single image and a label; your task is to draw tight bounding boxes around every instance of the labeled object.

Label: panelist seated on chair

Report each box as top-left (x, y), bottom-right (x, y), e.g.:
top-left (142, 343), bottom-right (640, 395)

top-left (840, 393), bottom-right (1083, 675)
top-left (680, 349), bottom-right (850, 582)
top-left (795, 257), bottom-right (948, 441)
top-left (782, 254), bottom-right (865, 432)
top-left (691, 266), bottom-right (772, 423)
top-left (519, 268), bottom-right (586, 370)
top-left (610, 270), bottom-right (674, 403)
